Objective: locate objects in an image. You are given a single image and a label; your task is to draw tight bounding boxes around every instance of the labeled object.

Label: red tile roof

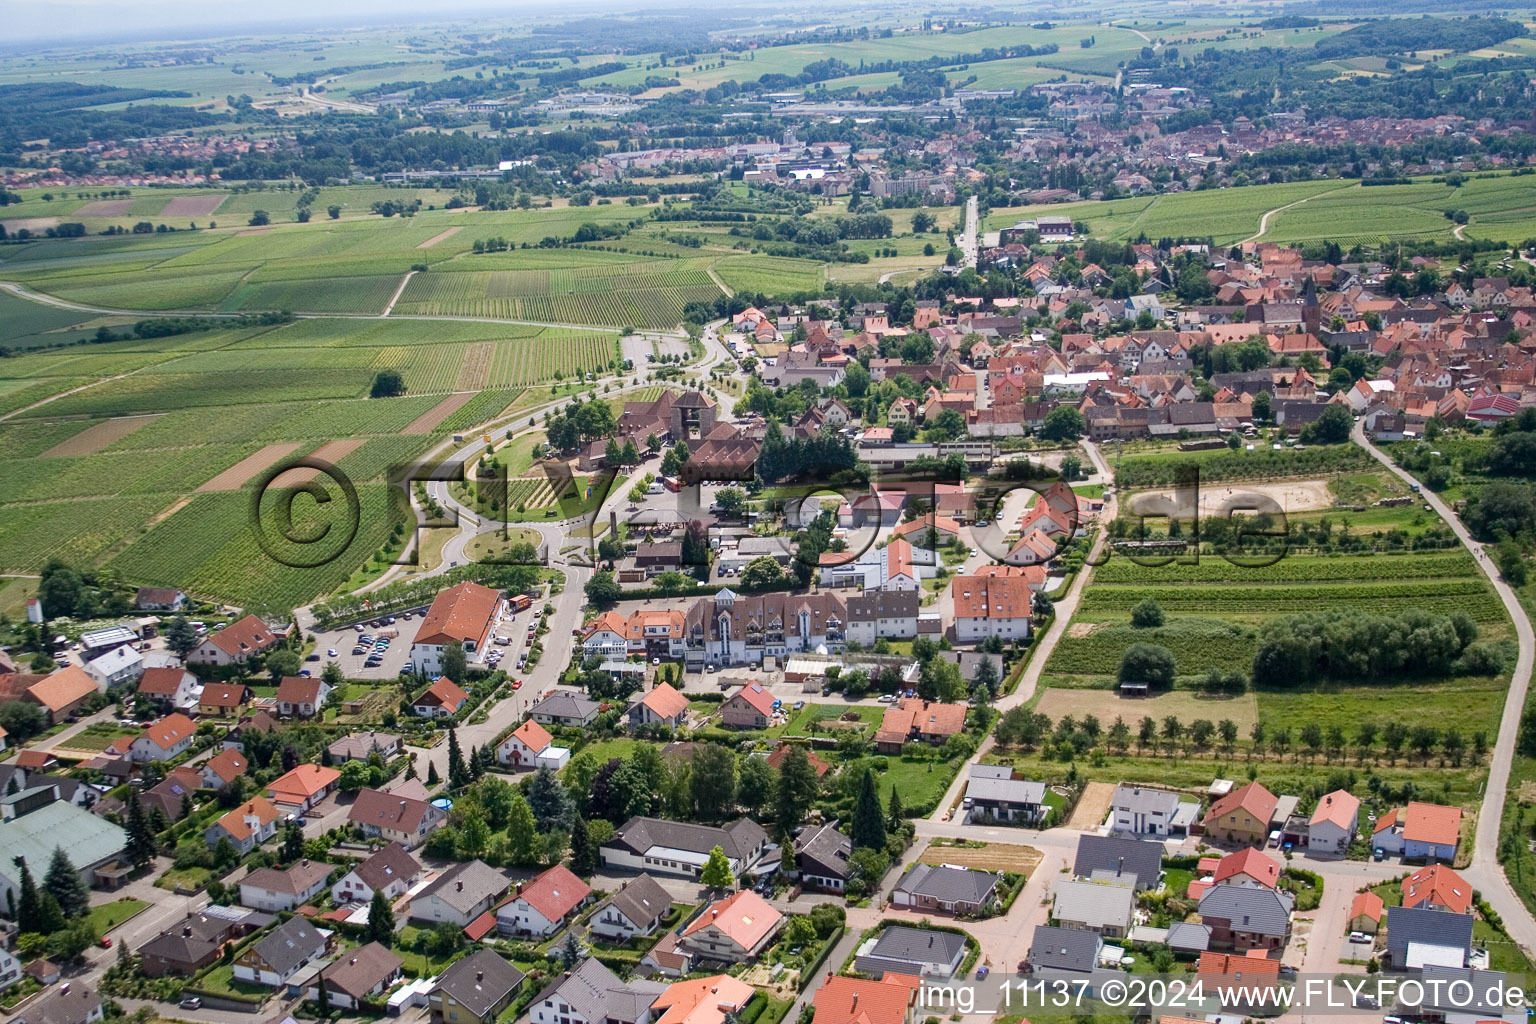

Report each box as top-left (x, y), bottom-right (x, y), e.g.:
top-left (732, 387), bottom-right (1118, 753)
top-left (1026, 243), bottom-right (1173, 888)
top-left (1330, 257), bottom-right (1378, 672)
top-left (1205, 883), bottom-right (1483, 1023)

top-left (517, 864), bottom-right (591, 924)
top-left (142, 712), bottom-right (196, 751)
top-left (1402, 864), bottom-right (1472, 914)
top-left (683, 889), bottom-right (781, 951)
top-left (204, 748), bottom-right (249, 785)
top-left (1402, 802), bottom-right (1462, 848)
top-left (417, 676), bottom-right (469, 711)
top-left (637, 682), bottom-right (689, 720)
top-left (414, 581), bottom-right (501, 647)
top-left (1214, 847), bottom-right (1281, 889)
top-left (730, 682), bottom-right (778, 717)
top-left (813, 975), bottom-right (920, 1024)
top-left (1204, 781), bottom-right (1277, 829)
top-left (508, 719), bottom-right (551, 754)
top-left (213, 798), bottom-right (281, 841)
top-left (137, 667), bottom-right (189, 696)
top-left (1309, 789), bottom-right (1360, 830)
top-left (205, 615), bottom-right (281, 659)
top-left (268, 763), bottom-right (340, 802)
top-left (27, 665), bottom-right (97, 714)
top-left (652, 975), bottom-right (755, 1024)
top-left (1350, 891), bottom-right (1384, 923)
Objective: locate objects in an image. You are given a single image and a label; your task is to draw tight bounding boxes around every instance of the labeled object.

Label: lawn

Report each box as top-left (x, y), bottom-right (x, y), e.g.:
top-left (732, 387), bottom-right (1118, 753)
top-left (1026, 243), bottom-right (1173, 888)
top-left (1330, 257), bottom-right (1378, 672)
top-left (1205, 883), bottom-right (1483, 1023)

top-left (61, 722), bottom-right (140, 751)
top-left (770, 703), bottom-right (884, 738)
top-left (191, 961), bottom-right (271, 1001)
top-left (85, 898), bottom-right (149, 935)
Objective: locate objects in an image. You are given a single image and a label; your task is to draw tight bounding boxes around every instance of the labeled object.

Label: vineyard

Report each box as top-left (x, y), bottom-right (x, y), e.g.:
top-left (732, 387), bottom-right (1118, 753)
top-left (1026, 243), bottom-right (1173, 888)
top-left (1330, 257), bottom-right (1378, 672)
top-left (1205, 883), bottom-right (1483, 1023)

top-left (714, 255), bottom-right (826, 295)
top-left (107, 484), bottom-right (407, 609)
top-left (391, 259), bottom-right (721, 329)
top-left (223, 273), bottom-right (403, 314)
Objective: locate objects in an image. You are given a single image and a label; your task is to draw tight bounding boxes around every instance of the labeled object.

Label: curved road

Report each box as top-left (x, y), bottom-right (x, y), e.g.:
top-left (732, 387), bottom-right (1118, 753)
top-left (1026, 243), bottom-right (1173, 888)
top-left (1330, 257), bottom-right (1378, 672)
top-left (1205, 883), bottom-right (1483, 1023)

top-left (1354, 420), bottom-right (1536, 952)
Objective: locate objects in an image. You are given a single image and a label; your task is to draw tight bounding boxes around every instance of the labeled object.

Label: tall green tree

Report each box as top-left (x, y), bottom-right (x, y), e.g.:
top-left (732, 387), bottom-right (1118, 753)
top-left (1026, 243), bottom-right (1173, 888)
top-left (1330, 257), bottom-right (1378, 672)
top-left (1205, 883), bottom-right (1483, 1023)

top-left (366, 889), bottom-right (395, 945)
top-left (14, 857), bottom-right (62, 934)
top-left (164, 615), bottom-right (199, 659)
top-left (690, 745), bottom-right (738, 823)
top-left (527, 766), bottom-right (573, 833)
top-left (124, 789), bottom-right (157, 866)
top-left (43, 847), bottom-right (89, 919)
top-left (440, 644), bottom-right (467, 684)
top-left (774, 745), bottom-right (820, 830)
top-left (281, 819), bottom-right (304, 862)
top-left (448, 726), bottom-right (469, 790)
top-left (700, 845), bottom-right (735, 889)
top-left (505, 790), bottom-right (538, 866)
top-left (851, 769), bottom-right (886, 850)
top-left (569, 815), bottom-right (595, 875)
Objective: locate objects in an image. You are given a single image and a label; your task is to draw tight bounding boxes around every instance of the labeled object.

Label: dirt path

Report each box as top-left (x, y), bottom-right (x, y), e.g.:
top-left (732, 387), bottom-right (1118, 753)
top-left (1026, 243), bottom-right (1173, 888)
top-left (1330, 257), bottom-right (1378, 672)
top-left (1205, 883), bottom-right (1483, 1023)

top-left (1241, 184), bottom-right (1355, 244)
top-left (416, 227), bottom-right (461, 249)
top-left (380, 270), bottom-right (415, 317)
top-left (704, 262), bottom-right (732, 296)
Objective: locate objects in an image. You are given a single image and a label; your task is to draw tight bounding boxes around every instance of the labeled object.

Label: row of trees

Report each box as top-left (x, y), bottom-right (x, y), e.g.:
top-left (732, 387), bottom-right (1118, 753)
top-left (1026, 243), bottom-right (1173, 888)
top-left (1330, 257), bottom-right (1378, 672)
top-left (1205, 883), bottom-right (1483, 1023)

top-left (996, 704), bottom-right (1490, 767)
top-left (1251, 607), bottom-right (1499, 686)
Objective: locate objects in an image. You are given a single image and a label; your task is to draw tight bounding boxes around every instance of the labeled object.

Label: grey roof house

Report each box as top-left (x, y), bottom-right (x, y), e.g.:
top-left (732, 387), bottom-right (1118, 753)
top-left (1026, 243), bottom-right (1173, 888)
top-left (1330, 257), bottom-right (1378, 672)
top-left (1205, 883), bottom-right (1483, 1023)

top-left (1197, 885), bottom-right (1294, 952)
top-left (409, 860), bottom-right (508, 927)
top-left (589, 873), bottom-right (672, 941)
top-left (528, 954), bottom-right (665, 1024)
top-left (794, 821), bottom-right (852, 893)
top-left (1072, 834), bottom-right (1162, 891)
top-left (1385, 904), bottom-right (1474, 971)
top-left (529, 691), bottom-right (602, 728)
top-left (1027, 925), bottom-right (1104, 978)
top-left (965, 765), bottom-right (1047, 823)
top-left (431, 949), bottom-right (525, 1024)
top-left (891, 864), bottom-right (1000, 914)
top-left (1051, 880), bottom-right (1137, 938)
top-left (853, 925), bottom-right (968, 978)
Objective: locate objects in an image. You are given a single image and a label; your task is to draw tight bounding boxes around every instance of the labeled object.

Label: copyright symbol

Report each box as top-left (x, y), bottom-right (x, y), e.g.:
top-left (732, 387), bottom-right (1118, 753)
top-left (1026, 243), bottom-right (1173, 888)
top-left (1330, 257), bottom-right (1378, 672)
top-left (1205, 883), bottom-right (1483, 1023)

top-left (248, 456), bottom-right (361, 570)
top-left (1100, 979), bottom-right (1127, 1006)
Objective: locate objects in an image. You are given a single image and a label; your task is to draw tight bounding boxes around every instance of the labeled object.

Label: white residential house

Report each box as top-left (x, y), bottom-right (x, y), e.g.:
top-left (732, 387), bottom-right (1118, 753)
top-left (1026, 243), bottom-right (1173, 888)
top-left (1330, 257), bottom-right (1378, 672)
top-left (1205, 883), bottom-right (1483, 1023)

top-left (85, 645), bottom-right (144, 690)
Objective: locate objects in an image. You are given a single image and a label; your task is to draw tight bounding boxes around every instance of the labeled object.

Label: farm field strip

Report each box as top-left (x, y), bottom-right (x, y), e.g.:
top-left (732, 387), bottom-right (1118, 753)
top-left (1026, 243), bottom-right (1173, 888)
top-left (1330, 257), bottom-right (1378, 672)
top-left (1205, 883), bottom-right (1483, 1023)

top-left (39, 413), bottom-right (161, 456)
top-left (196, 442), bottom-right (304, 491)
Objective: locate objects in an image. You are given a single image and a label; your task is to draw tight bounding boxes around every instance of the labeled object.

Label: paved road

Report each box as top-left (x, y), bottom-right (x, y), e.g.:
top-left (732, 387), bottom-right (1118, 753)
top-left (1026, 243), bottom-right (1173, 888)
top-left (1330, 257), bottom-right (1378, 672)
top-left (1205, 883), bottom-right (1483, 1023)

top-left (960, 195), bottom-right (979, 270)
top-left (1354, 420), bottom-right (1536, 953)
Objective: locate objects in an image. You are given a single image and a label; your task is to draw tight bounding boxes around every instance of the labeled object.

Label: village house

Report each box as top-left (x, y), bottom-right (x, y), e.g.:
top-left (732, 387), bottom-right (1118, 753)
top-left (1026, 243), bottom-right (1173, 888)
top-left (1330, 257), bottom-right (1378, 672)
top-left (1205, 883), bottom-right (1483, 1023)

top-left (233, 917), bottom-right (329, 987)
top-left (720, 682), bottom-right (778, 729)
top-left (1372, 801), bottom-right (1461, 861)
top-left (410, 581), bottom-right (506, 677)
top-left (125, 713), bottom-right (196, 762)
top-left (205, 798), bottom-right (281, 854)
top-left (854, 924), bottom-right (968, 979)
top-left (528, 690), bottom-right (602, 728)
top-left (410, 860), bottom-right (509, 927)
top-left (529, 957), bottom-right (665, 1024)
top-left (332, 842), bottom-right (423, 906)
top-left (348, 787), bottom-right (445, 849)
top-left (310, 942), bottom-right (403, 1010)
top-left (794, 820), bottom-right (852, 893)
top-left (430, 949), bottom-right (525, 1024)
top-left (874, 698), bottom-right (966, 753)
top-left (1197, 885), bottom-right (1293, 951)
top-left (677, 889), bottom-right (782, 963)
top-left (135, 667), bottom-right (200, 711)
top-left (1051, 879), bottom-right (1136, 938)
top-left (892, 864), bottom-right (1000, 914)
top-left (239, 858), bottom-right (332, 912)
top-left (1202, 781), bottom-right (1277, 845)
top-left (201, 748), bottom-right (248, 789)
top-left (811, 975), bottom-right (921, 1024)
top-left (589, 873), bottom-right (672, 941)
top-left (1401, 864), bottom-right (1473, 915)
top-left (496, 719), bottom-right (553, 767)
top-left (964, 765), bottom-right (1047, 823)
top-left (1307, 789), bottom-right (1360, 854)
top-left (275, 675), bottom-right (331, 718)
top-left (328, 731), bottom-right (402, 763)
top-left (413, 676), bottom-right (470, 718)
top-left (627, 682), bottom-right (690, 729)
top-left (496, 863), bottom-right (592, 937)
top-left (1072, 834), bottom-right (1162, 890)
top-left (187, 614), bottom-right (286, 667)
top-left (198, 682), bottom-right (249, 718)
top-left (602, 816), bottom-right (769, 880)
top-left (266, 763), bottom-right (340, 816)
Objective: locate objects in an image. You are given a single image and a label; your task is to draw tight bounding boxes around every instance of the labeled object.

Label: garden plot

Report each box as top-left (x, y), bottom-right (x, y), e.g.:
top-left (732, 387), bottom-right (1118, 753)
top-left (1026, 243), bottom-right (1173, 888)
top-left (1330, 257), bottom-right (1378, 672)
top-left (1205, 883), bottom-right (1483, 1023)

top-left (1035, 687), bottom-right (1260, 734)
top-left (917, 841), bottom-right (1043, 873)
top-left (403, 392), bottom-right (474, 435)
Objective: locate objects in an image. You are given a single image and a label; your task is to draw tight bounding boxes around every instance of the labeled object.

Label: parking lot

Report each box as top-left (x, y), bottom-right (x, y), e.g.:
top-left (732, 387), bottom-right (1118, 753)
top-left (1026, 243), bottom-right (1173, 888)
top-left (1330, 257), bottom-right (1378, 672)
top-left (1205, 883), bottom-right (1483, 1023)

top-left (308, 602), bottom-right (547, 681)
top-left (309, 611), bottom-right (424, 680)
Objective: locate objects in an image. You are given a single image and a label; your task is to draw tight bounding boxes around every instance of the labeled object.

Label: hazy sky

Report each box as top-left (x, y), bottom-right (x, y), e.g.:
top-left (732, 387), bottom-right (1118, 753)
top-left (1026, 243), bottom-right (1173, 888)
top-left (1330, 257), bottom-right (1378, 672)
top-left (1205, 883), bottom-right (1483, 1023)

top-left (4, 0), bottom-right (593, 43)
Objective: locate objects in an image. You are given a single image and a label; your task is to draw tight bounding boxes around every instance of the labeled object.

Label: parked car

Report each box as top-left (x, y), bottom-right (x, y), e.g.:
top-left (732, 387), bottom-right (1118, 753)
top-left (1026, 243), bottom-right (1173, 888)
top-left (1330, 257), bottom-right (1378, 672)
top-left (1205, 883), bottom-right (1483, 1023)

top-left (512, 679), bottom-right (523, 689)
top-left (327, 648), bottom-right (337, 657)
top-left (305, 653), bottom-right (320, 662)
top-left (179, 998), bottom-right (201, 1010)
